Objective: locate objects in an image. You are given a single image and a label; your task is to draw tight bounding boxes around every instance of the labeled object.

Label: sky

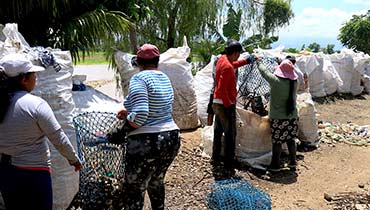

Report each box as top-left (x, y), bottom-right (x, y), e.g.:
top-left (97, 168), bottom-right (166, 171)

top-left (271, 0), bottom-right (369, 50)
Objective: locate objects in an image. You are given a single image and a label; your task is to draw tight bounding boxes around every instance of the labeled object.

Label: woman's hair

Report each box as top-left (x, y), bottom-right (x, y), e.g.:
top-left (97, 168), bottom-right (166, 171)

top-left (136, 57), bottom-right (159, 68)
top-left (0, 72), bottom-right (30, 123)
top-left (286, 79), bottom-right (297, 115)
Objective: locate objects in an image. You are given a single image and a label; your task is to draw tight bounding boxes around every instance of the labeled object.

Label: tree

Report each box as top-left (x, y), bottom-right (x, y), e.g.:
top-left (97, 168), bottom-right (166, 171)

top-left (308, 42), bottom-right (320, 53)
top-left (211, 0), bottom-right (293, 48)
top-left (0, 0), bottom-right (132, 62)
top-left (322, 44), bottom-right (335, 54)
top-left (261, 0), bottom-right (294, 36)
top-left (136, 0), bottom-right (219, 50)
top-left (338, 10), bottom-right (370, 54)
top-left (300, 44), bottom-right (306, 51)
top-left (284, 48), bottom-right (299, 54)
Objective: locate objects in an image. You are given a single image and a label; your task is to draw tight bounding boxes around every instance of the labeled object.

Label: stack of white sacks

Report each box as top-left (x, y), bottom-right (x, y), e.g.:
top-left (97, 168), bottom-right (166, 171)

top-left (195, 47), bottom-right (370, 170)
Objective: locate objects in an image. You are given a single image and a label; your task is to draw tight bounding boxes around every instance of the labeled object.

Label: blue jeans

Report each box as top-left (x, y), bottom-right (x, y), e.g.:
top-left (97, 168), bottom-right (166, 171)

top-left (0, 164), bottom-right (52, 210)
top-left (212, 104), bottom-right (236, 170)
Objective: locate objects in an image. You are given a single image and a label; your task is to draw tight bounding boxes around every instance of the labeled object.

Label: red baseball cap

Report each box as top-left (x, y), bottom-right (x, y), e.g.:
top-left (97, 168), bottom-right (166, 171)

top-left (137, 44), bottom-right (160, 59)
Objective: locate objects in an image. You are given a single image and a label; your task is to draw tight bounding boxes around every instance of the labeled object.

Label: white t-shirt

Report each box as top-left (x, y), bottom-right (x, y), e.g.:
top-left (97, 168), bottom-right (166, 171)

top-left (0, 91), bottom-right (78, 167)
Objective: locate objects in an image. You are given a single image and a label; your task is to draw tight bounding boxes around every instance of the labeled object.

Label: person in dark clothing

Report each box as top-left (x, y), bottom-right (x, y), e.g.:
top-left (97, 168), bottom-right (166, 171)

top-left (211, 40), bottom-right (256, 179)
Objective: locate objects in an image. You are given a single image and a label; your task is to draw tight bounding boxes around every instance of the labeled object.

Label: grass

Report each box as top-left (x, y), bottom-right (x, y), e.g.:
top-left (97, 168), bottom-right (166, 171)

top-left (75, 51), bottom-right (108, 65)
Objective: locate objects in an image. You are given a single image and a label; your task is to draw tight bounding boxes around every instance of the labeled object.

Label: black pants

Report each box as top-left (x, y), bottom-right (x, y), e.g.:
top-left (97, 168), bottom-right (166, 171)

top-left (0, 162), bottom-right (52, 210)
top-left (123, 130), bottom-right (180, 210)
top-left (212, 104), bottom-right (236, 170)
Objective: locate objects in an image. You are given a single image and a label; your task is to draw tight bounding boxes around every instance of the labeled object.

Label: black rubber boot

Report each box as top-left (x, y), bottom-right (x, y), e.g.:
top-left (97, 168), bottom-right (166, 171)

top-left (268, 143), bottom-right (282, 171)
top-left (287, 140), bottom-right (297, 169)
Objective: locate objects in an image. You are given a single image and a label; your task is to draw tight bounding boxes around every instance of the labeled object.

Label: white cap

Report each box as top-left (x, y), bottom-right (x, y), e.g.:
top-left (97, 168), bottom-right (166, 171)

top-left (0, 54), bottom-right (45, 77)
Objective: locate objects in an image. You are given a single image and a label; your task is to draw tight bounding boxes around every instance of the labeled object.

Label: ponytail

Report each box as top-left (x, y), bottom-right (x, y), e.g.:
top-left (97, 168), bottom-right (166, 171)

top-left (286, 79), bottom-right (296, 115)
top-left (0, 70), bottom-right (10, 123)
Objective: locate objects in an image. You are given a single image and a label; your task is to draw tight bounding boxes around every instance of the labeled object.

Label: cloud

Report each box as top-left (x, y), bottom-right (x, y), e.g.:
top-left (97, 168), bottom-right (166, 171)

top-left (278, 7), bottom-right (366, 38)
top-left (343, 0), bottom-right (370, 6)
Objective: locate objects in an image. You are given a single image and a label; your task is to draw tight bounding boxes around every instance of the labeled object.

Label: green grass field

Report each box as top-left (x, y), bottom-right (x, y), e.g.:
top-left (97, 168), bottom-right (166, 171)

top-left (76, 52), bottom-right (108, 65)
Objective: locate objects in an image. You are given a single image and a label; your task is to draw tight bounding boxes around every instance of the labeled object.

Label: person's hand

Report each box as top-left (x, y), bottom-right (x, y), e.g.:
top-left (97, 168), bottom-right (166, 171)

top-left (254, 54), bottom-right (261, 62)
top-left (117, 109), bottom-right (128, 120)
top-left (71, 160), bottom-right (82, 172)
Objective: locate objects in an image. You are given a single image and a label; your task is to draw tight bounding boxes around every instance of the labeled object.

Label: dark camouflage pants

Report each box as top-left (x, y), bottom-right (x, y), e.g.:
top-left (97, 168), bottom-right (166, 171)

top-left (123, 129), bottom-right (180, 210)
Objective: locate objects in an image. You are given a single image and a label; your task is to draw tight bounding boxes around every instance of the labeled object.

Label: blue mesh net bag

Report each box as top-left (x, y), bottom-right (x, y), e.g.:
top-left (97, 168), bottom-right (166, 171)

top-left (206, 178), bottom-right (272, 210)
top-left (71, 111), bottom-right (126, 209)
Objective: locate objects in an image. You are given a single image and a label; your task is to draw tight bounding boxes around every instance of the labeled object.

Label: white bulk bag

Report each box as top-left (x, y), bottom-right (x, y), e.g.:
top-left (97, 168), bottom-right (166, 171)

top-left (202, 108), bottom-right (272, 170)
top-left (322, 55), bottom-right (343, 95)
top-left (351, 52), bottom-right (369, 95)
top-left (194, 56), bottom-right (217, 125)
top-left (114, 51), bottom-right (139, 97)
top-left (329, 53), bottom-right (354, 93)
top-left (114, 45), bottom-right (199, 130)
top-left (296, 55), bottom-right (326, 97)
top-left (32, 50), bottom-right (79, 210)
top-left (158, 45), bottom-right (199, 130)
top-left (296, 92), bottom-right (319, 146)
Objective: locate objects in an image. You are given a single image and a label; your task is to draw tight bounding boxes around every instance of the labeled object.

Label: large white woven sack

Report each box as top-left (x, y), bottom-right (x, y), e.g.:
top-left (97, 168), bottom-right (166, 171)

top-left (33, 50), bottom-right (79, 210)
top-left (202, 108), bottom-right (272, 170)
top-left (329, 52), bottom-right (354, 93)
top-left (194, 56), bottom-right (218, 125)
top-left (114, 45), bottom-right (199, 130)
top-left (296, 54), bottom-right (326, 97)
top-left (322, 55), bottom-right (343, 95)
top-left (158, 45), bottom-right (199, 129)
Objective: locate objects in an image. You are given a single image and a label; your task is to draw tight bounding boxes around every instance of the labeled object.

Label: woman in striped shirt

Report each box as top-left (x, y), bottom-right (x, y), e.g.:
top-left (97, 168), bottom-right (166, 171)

top-left (116, 44), bottom-right (180, 210)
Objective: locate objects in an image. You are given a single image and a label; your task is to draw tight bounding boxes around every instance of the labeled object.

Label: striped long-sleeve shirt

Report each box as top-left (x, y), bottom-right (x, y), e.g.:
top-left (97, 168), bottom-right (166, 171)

top-left (124, 70), bottom-right (178, 136)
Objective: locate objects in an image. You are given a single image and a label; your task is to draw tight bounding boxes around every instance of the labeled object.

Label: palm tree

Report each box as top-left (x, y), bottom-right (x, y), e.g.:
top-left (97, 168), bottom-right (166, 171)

top-left (0, 0), bottom-right (132, 63)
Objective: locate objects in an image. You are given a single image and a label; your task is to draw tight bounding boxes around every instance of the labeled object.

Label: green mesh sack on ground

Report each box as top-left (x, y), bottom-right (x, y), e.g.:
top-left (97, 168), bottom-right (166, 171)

top-left (206, 178), bottom-right (271, 210)
top-left (70, 111), bottom-right (126, 210)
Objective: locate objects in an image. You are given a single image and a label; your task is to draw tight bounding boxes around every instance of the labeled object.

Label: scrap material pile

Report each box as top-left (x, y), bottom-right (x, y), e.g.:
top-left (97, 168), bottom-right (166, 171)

top-left (318, 122), bottom-right (370, 146)
top-left (325, 192), bottom-right (370, 210)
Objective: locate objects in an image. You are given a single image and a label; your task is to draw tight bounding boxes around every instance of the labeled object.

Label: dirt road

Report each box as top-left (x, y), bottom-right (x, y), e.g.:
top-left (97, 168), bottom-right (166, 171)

top-left (162, 93), bottom-right (370, 210)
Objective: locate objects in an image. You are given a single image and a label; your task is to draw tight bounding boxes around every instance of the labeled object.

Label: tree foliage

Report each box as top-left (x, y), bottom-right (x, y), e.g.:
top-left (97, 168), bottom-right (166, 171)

top-left (0, 0), bottom-right (132, 62)
top-left (262, 0), bottom-right (294, 36)
top-left (136, 0), bottom-right (219, 50)
top-left (338, 10), bottom-right (370, 54)
top-left (209, 0), bottom-right (293, 51)
top-left (322, 44), bottom-right (335, 54)
top-left (308, 42), bottom-right (320, 53)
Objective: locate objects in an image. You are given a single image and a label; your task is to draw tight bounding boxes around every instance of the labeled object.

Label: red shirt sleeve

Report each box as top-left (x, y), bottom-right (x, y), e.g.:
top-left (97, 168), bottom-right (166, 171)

top-left (232, 59), bottom-right (248, 68)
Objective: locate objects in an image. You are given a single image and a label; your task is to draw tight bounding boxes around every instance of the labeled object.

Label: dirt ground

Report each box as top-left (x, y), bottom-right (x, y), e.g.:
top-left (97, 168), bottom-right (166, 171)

top-left (159, 93), bottom-right (370, 210)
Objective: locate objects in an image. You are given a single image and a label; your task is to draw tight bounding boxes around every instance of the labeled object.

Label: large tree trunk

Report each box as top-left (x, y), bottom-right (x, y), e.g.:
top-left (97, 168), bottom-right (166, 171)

top-left (166, 4), bottom-right (179, 48)
top-left (129, 25), bottom-right (138, 54)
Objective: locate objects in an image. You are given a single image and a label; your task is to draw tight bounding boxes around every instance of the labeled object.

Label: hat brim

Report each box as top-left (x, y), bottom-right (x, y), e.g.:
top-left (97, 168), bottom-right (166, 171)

top-left (274, 67), bottom-right (298, 80)
top-left (29, 65), bottom-right (45, 73)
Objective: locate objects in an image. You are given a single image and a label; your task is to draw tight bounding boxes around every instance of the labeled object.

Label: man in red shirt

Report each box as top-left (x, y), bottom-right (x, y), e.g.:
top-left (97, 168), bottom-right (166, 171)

top-left (211, 40), bottom-right (255, 179)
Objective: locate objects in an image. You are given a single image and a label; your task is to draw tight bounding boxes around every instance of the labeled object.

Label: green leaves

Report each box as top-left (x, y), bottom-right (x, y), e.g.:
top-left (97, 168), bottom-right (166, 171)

top-left (338, 10), bottom-right (370, 54)
top-left (223, 3), bottom-right (242, 41)
top-left (59, 9), bottom-right (131, 63)
top-left (0, 0), bottom-right (132, 64)
top-left (262, 0), bottom-right (294, 36)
